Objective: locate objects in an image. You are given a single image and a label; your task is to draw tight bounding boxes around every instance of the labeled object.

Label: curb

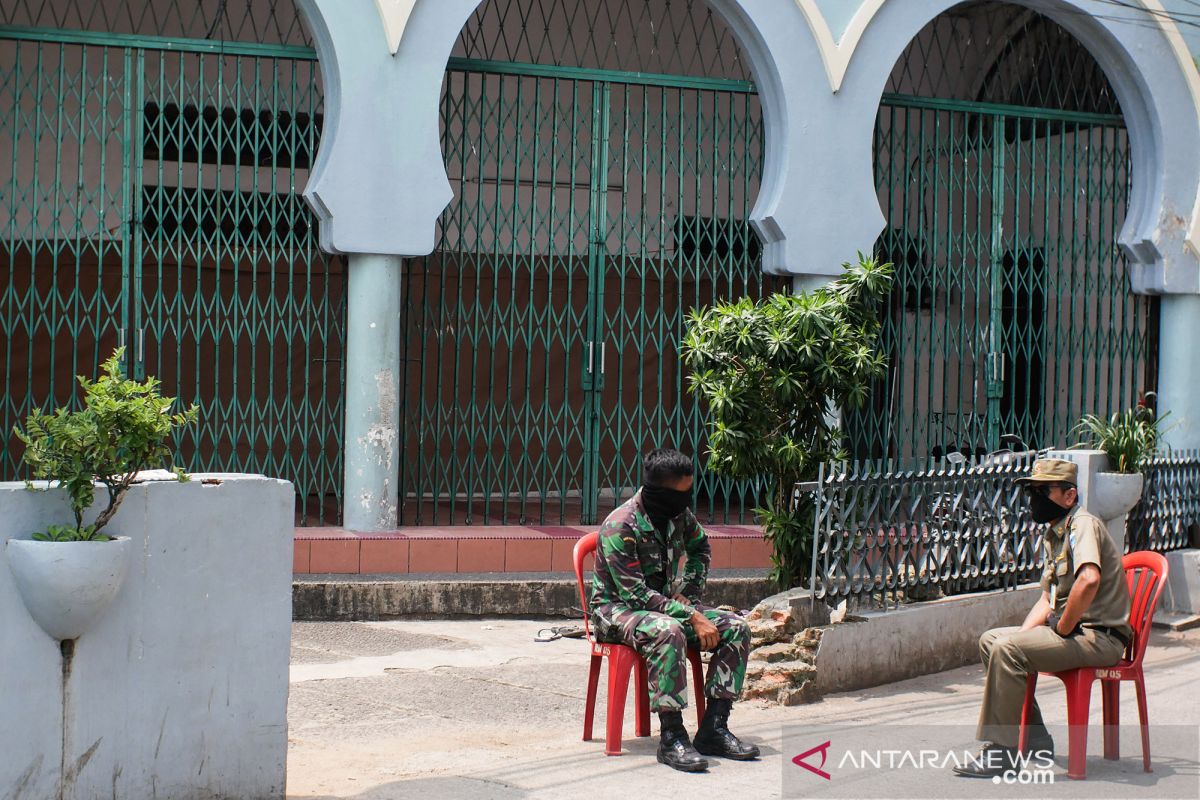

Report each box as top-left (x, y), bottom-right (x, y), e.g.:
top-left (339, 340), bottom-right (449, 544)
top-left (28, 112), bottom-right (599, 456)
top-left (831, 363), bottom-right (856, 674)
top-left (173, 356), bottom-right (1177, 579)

top-left (292, 570), bottom-right (775, 620)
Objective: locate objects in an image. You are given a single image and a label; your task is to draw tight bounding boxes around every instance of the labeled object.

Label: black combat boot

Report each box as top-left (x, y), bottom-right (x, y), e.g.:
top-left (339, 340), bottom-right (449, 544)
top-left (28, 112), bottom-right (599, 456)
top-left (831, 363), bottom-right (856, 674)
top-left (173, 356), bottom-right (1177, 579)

top-left (657, 710), bottom-right (709, 773)
top-left (692, 698), bottom-right (760, 760)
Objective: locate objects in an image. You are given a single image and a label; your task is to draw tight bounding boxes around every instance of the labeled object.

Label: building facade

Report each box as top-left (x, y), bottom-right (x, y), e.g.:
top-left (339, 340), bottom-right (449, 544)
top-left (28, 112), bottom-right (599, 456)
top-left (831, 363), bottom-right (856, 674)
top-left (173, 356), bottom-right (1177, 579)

top-left (4, 0), bottom-right (1200, 530)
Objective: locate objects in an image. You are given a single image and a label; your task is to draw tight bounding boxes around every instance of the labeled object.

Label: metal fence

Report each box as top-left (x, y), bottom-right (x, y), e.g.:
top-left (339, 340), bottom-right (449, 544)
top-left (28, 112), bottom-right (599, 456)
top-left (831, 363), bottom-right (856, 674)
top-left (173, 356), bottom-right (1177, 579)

top-left (807, 452), bottom-right (1044, 609)
top-left (1127, 450), bottom-right (1200, 553)
top-left (808, 449), bottom-right (1200, 609)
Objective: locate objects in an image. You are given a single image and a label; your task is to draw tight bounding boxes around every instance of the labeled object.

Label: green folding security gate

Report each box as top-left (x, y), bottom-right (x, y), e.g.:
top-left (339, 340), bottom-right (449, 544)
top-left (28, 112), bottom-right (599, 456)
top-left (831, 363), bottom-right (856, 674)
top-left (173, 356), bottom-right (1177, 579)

top-left (0, 22), bottom-right (345, 523)
top-left (400, 59), bottom-right (778, 525)
top-left (847, 4), bottom-right (1158, 462)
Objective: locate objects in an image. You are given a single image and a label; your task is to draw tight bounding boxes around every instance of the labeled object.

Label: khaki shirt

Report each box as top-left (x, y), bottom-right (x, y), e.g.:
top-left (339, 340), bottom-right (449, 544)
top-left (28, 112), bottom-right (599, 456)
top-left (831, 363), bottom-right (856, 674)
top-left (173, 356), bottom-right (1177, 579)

top-left (1039, 510), bottom-right (1131, 640)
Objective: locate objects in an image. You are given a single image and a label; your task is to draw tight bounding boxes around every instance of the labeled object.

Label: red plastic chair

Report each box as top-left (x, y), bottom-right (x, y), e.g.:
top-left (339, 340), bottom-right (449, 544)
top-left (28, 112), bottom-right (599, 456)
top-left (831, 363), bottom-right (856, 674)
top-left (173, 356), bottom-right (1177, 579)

top-left (573, 532), bottom-right (706, 756)
top-left (1018, 551), bottom-right (1169, 780)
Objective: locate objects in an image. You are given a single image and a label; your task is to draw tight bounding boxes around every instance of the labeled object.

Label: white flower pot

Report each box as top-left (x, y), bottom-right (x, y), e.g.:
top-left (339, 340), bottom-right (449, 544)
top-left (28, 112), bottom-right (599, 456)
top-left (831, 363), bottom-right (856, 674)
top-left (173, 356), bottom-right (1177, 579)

top-left (5, 536), bottom-right (131, 641)
top-left (1087, 472), bottom-right (1144, 521)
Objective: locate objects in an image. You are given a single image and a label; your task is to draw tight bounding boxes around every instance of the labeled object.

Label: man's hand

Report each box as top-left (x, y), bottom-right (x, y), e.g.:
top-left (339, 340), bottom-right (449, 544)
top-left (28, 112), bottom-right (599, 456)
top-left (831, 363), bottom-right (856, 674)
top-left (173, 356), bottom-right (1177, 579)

top-left (690, 611), bottom-right (719, 650)
top-left (1045, 611), bottom-right (1080, 637)
top-left (1020, 594), bottom-right (1052, 632)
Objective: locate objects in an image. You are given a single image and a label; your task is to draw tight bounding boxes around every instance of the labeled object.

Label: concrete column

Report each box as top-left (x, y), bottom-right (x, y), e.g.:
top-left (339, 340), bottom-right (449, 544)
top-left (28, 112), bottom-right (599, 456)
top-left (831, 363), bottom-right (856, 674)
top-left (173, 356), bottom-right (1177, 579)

top-left (344, 254), bottom-right (402, 531)
top-left (791, 275), bottom-right (830, 295)
top-left (1158, 295), bottom-right (1200, 450)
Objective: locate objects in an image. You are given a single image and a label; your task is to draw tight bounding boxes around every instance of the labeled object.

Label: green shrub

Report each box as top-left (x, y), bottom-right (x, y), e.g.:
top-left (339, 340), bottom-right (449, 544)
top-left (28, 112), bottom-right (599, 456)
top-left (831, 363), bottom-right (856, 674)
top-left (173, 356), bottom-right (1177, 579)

top-left (683, 254), bottom-right (893, 587)
top-left (14, 348), bottom-right (198, 541)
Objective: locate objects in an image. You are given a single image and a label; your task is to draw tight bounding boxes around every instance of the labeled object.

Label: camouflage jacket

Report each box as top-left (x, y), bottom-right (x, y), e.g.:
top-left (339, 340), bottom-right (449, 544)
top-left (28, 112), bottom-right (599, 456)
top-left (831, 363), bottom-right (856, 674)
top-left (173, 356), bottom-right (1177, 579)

top-left (589, 490), bottom-right (711, 621)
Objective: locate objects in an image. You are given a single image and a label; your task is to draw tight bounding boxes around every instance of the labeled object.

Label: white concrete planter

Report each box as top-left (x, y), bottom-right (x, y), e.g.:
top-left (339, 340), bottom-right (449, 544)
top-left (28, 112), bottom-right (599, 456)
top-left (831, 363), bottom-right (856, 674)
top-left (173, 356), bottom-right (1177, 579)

top-left (5, 536), bottom-right (131, 641)
top-left (1088, 471), bottom-right (1144, 521)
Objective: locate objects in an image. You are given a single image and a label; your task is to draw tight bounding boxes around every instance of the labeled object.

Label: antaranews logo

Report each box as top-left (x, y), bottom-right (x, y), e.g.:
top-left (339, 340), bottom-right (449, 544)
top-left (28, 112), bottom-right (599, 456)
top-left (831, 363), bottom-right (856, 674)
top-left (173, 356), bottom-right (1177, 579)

top-left (789, 740), bottom-right (1054, 784)
top-left (791, 740), bottom-right (832, 780)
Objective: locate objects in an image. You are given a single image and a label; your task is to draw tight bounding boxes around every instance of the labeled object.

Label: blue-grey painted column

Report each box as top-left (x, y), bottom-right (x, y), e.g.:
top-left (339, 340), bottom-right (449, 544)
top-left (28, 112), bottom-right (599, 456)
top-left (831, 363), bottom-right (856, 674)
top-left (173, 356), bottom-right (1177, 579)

top-left (344, 254), bottom-right (402, 531)
top-left (1158, 295), bottom-right (1200, 450)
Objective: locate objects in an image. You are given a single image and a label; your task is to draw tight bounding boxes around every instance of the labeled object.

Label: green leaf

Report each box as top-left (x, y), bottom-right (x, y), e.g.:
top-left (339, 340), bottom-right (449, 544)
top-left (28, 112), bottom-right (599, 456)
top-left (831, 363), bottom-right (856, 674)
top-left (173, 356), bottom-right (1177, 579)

top-left (14, 346), bottom-right (201, 537)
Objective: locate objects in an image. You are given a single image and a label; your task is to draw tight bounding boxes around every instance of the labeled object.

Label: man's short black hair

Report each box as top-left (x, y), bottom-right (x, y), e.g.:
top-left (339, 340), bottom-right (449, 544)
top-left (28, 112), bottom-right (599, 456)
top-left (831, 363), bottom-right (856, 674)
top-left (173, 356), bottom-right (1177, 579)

top-left (642, 448), bottom-right (694, 486)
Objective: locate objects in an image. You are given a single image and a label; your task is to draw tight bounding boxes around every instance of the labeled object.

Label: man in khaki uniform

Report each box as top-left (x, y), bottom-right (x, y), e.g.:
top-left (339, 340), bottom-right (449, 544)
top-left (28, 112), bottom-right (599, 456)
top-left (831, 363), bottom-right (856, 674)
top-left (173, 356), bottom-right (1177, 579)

top-left (954, 458), bottom-right (1132, 778)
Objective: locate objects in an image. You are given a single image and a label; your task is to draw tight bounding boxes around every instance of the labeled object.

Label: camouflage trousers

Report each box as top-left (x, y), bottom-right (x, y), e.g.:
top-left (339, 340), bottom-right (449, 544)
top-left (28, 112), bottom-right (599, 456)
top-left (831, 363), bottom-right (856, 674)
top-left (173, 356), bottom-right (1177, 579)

top-left (592, 602), bottom-right (750, 711)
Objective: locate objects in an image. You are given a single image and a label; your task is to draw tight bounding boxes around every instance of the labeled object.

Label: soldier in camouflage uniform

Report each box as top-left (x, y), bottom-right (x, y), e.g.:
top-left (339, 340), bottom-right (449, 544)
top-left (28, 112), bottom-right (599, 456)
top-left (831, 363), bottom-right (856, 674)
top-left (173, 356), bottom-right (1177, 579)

top-left (590, 448), bottom-right (759, 772)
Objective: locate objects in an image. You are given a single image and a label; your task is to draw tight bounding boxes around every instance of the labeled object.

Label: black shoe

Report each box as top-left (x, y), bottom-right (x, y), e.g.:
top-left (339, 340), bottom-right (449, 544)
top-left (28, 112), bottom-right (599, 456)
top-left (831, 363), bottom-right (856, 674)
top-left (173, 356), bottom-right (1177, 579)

top-left (692, 698), bottom-right (761, 761)
top-left (952, 743), bottom-right (1018, 778)
top-left (657, 711), bottom-right (709, 772)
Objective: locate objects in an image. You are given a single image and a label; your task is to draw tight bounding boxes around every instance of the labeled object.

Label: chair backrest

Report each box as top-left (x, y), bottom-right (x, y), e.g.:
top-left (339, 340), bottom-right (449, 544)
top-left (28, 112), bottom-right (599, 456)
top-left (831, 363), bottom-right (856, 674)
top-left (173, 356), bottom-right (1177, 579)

top-left (1122, 550), bottom-right (1169, 666)
top-left (573, 532), bottom-right (600, 641)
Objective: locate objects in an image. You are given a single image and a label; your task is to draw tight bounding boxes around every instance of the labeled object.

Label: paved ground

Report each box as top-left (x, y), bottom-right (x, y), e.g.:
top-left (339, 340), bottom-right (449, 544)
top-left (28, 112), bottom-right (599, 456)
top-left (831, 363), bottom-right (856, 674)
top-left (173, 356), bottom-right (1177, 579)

top-left (286, 619), bottom-right (1200, 800)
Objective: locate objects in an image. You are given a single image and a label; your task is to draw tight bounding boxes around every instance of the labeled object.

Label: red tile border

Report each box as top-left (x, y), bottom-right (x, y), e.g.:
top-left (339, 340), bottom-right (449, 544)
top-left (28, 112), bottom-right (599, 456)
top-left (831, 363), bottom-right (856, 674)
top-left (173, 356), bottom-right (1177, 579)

top-left (408, 539), bottom-right (458, 572)
top-left (293, 540), bottom-right (311, 573)
top-left (359, 540), bottom-right (409, 573)
top-left (458, 539), bottom-right (506, 572)
top-left (309, 539), bottom-right (360, 573)
top-left (505, 538), bottom-right (553, 572)
top-left (707, 537), bottom-right (732, 570)
top-left (295, 526), bottom-right (770, 574)
top-left (550, 539), bottom-right (577, 572)
top-left (729, 537), bottom-right (773, 569)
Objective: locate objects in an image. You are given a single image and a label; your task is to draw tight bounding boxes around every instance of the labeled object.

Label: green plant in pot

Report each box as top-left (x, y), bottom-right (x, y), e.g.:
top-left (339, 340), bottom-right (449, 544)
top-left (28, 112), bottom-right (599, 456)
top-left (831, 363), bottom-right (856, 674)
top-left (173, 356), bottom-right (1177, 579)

top-left (1072, 401), bottom-right (1165, 522)
top-left (683, 254), bottom-right (893, 588)
top-left (1074, 403), bottom-right (1166, 475)
top-left (5, 348), bottom-right (198, 641)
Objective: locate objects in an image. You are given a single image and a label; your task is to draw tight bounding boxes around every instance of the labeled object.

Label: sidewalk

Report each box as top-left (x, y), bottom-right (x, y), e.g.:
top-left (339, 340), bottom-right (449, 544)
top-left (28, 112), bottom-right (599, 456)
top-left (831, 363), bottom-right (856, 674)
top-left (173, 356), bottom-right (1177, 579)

top-left (286, 619), bottom-right (1200, 799)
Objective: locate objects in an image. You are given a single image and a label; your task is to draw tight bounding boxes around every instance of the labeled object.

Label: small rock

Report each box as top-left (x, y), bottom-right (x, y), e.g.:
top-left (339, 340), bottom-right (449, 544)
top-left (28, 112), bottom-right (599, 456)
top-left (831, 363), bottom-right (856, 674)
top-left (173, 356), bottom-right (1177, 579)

top-left (749, 642), bottom-right (798, 663)
top-left (749, 618), bottom-right (791, 646)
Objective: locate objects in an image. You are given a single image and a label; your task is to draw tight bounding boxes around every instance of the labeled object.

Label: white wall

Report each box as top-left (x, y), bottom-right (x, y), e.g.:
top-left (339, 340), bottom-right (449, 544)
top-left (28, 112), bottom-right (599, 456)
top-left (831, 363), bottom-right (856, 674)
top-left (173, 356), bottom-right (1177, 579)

top-left (0, 476), bottom-right (293, 800)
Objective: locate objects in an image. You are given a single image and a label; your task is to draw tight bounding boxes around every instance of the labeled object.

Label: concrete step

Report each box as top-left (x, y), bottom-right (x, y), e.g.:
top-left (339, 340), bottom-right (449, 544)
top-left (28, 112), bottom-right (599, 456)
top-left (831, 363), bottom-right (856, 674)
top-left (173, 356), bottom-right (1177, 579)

top-left (292, 569), bottom-right (775, 620)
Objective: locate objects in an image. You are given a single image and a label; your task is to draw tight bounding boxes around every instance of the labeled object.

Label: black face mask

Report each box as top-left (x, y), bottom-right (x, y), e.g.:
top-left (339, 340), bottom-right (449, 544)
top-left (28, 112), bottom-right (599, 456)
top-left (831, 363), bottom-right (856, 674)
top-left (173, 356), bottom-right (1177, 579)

top-left (641, 484), bottom-right (693, 527)
top-left (1029, 492), bottom-right (1071, 524)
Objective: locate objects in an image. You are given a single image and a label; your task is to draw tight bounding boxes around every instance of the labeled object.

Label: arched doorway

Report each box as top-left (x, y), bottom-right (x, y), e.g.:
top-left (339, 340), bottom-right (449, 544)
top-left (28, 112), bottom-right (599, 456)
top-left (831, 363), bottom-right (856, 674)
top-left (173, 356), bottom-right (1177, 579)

top-left (0, 2), bottom-right (345, 523)
top-left (399, 0), bottom-right (784, 525)
top-left (848, 1), bottom-right (1157, 462)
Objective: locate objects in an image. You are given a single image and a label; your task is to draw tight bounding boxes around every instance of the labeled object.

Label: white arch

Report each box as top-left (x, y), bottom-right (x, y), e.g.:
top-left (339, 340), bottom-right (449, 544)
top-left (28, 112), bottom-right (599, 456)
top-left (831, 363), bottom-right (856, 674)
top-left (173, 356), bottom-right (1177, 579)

top-left (792, 0), bottom-right (1200, 265)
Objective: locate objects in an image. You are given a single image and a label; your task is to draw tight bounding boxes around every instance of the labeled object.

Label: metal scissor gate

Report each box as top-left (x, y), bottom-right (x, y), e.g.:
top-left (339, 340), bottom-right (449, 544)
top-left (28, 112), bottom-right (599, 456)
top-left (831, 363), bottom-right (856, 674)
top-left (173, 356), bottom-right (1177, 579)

top-left (848, 2), bottom-right (1157, 462)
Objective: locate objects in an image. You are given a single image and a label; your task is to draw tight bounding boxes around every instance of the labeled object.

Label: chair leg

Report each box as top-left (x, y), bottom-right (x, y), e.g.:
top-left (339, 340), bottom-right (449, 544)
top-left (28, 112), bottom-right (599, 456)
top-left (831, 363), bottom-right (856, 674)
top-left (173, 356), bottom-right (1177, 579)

top-left (1018, 673), bottom-right (1038, 752)
top-left (605, 651), bottom-right (636, 756)
top-left (583, 654), bottom-right (602, 741)
top-left (635, 659), bottom-right (651, 737)
top-left (1062, 672), bottom-right (1095, 780)
top-left (688, 649), bottom-right (706, 726)
top-left (1101, 680), bottom-right (1120, 760)
top-left (1134, 674), bottom-right (1152, 773)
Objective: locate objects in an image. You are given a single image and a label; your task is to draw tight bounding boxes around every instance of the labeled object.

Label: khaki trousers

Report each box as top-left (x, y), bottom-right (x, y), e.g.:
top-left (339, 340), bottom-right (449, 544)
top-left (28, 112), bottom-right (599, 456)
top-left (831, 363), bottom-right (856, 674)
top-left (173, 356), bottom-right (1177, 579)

top-left (977, 625), bottom-right (1125, 748)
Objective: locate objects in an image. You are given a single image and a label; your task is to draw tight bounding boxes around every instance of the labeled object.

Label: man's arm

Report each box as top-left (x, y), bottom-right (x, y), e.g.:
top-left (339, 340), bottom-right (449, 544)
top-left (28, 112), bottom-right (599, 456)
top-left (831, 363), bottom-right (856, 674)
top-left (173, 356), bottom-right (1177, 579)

top-left (1019, 592), bottom-right (1053, 631)
top-left (1054, 564), bottom-right (1100, 635)
top-left (1049, 516), bottom-right (1105, 635)
top-left (598, 527), bottom-right (694, 621)
top-left (677, 513), bottom-right (710, 602)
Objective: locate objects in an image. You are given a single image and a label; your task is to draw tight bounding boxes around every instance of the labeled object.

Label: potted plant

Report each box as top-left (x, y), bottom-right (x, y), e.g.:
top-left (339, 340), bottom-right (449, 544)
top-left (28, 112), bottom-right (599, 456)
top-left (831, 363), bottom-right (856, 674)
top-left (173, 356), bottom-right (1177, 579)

top-left (5, 348), bottom-right (197, 641)
top-left (1073, 402), bottom-right (1166, 521)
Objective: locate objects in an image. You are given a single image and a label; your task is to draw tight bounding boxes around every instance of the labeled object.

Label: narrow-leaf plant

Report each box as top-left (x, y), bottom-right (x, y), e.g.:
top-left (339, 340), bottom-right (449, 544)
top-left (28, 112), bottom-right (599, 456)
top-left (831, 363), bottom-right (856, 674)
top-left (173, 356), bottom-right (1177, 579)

top-left (683, 254), bottom-right (894, 587)
top-left (1074, 402), bottom-right (1167, 474)
top-left (14, 348), bottom-right (199, 541)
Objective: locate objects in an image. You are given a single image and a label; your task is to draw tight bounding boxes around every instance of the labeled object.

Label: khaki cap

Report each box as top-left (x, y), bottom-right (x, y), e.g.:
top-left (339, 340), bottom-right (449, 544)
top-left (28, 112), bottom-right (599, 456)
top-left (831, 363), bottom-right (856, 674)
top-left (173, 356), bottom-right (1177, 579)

top-left (1015, 458), bottom-right (1077, 486)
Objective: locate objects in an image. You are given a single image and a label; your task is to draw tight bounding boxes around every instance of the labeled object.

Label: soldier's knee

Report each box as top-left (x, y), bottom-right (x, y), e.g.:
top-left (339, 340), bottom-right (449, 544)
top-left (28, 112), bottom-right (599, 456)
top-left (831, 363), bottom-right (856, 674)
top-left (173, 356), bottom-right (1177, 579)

top-left (653, 618), bottom-right (687, 648)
